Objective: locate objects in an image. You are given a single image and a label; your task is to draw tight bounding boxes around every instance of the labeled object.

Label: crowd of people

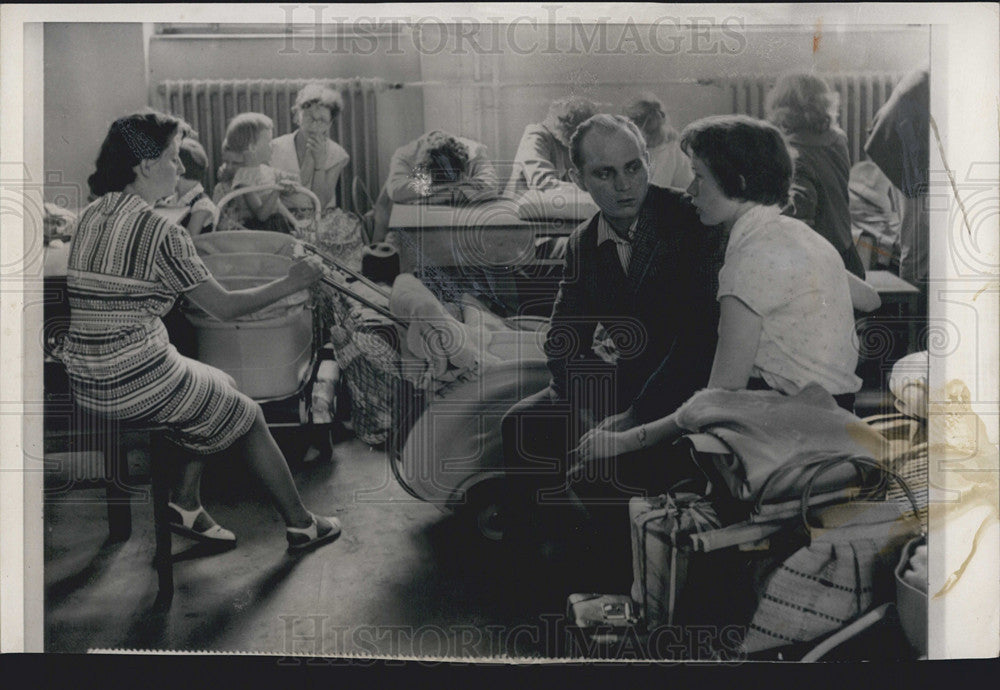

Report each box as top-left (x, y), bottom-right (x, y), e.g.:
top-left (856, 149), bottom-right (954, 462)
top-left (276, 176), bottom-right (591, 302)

top-left (59, 70), bottom-right (927, 579)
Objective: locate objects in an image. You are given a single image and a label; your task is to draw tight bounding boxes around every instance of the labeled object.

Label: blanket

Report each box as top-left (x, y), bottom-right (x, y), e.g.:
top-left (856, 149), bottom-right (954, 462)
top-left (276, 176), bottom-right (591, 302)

top-left (675, 385), bottom-right (889, 501)
top-left (389, 273), bottom-right (509, 393)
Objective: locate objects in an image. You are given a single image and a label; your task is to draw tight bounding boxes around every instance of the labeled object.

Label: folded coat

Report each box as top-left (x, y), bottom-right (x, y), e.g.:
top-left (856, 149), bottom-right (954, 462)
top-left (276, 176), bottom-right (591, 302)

top-left (674, 385), bottom-right (888, 501)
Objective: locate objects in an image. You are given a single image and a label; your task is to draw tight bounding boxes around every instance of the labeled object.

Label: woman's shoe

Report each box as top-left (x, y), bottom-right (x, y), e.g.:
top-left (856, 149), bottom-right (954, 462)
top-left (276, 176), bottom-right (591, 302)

top-left (286, 514), bottom-right (342, 553)
top-left (166, 502), bottom-right (237, 544)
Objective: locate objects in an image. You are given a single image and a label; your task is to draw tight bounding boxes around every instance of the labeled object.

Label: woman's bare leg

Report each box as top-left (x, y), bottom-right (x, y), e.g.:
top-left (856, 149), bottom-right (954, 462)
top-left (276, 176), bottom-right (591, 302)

top-left (234, 406), bottom-right (313, 528)
top-left (171, 455), bottom-right (206, 511)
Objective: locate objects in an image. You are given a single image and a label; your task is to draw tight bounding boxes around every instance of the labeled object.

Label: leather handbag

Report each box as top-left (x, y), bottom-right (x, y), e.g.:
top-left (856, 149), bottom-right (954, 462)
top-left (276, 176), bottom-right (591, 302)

top-left (741, 455), bottom-right (923, 654)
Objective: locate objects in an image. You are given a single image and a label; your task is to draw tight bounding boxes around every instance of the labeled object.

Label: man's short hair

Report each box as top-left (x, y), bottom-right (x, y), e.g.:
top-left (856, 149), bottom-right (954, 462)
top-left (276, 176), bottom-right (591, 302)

top-left (569, 114), bottom-right (648, 171)
top-left (679, 115), bottom-right (792, 206)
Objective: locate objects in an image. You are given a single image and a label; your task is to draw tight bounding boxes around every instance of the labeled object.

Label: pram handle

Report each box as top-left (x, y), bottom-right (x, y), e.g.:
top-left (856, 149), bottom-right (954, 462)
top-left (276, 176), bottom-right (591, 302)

top-left (318, 274), bottom-right (406, 327)
top-left (210, 183), bottom-right (322, 231)
top-left (301, 242), bottom-right (391, 300)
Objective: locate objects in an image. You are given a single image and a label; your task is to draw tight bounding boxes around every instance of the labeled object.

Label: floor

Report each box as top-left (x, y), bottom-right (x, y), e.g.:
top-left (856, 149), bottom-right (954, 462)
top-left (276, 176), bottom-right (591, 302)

top-left (42, 428), bottom-right (602, 658)
top-left (40, 294), bottom-right (913, 658)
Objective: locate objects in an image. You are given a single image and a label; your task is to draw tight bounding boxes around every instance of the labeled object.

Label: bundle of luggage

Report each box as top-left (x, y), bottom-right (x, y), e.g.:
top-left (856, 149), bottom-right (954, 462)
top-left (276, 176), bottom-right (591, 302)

top-left (563, 382), bottom-right (929, 662)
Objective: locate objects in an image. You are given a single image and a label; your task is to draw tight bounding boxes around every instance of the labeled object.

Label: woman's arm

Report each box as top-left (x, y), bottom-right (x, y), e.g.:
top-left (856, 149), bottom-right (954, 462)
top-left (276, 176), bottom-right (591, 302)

top-left (300, 135), bottom-right (343, 210)
top-left (184, 256), bottom-right (323, 321)
top-left (241, 187), bottom-right (281, 221)
top-left (516, 125), bottom-right (564, 190)
top-left (572, 295), bottom-right (763, 467)
top-left (185, 209), bottom-right (212, 236)
top-left (708, 295), bottom-right (763, 390)
top-left (452, 146), bottom-right (500, 201)
top-left (385, 148), bottom-right (426, 204)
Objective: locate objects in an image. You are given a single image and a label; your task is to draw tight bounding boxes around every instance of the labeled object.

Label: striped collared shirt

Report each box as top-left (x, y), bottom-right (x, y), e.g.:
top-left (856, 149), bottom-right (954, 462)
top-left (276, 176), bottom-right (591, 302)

top-left (596, 214), bottom-right (640, 274)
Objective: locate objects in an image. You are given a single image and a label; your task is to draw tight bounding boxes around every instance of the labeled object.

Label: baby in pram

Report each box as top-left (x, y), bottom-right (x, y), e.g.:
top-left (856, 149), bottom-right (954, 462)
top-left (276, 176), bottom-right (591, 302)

top-left (214, 112), bottom-right (305, 233)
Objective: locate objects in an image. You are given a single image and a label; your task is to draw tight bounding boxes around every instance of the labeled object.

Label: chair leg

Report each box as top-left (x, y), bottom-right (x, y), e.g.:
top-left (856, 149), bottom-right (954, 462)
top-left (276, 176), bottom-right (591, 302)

top-left (149, 438), bottom-right (174, 606)
top-left (104, 426), bottom-right (132, 542)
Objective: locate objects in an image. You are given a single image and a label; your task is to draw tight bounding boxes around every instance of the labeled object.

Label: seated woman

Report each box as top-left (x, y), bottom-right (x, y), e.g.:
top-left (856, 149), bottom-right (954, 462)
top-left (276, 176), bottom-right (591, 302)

top-left (504, 96), bottom-right (597, 197)
top-left (270, 82), bottom-right (351, 214)
top-left (765, 72), bottom-right (866, 279)
top-left (573, 115), bottom-right (862, 466)
top-left (61, 110), bottom-right (341, 552)
top-left (624, 93), bottom-right (694, 190)
top-left (384, 130), bottom-right (499, 206)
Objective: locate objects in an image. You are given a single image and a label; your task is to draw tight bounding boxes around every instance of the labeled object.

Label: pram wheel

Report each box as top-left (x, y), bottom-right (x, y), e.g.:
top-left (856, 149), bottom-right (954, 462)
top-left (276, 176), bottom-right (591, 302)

top-left (458, 479), bottom-right (506, 542)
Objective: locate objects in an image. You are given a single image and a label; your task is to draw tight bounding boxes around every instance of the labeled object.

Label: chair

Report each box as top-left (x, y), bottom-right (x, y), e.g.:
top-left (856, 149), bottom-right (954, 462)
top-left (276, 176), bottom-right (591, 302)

top-left (44, 373), bottom-right (175, 606)
top-left (351, 176), bottom-right (373, 216)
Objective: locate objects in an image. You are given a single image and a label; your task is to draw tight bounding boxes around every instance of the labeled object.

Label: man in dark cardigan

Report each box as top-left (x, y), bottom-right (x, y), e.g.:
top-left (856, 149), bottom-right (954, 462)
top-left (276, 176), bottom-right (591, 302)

top-left (499, 114), bottom-right (725, 576)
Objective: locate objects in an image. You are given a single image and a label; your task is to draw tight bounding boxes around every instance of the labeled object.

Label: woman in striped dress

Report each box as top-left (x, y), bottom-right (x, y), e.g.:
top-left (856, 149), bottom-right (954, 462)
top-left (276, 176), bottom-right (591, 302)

top-left (61, 110), bottom-right (340, 553)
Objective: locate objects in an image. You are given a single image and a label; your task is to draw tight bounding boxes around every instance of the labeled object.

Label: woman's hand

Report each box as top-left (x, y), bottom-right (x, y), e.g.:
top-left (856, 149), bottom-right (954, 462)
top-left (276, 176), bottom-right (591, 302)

top-left (593, 406), bottom-right (636, 433)
top-left (303, 132), bottom-right (324, 166)
top-left (286, 255), bottom-right (325, 290)
top-left (568, 428), bottom-right (638, 479)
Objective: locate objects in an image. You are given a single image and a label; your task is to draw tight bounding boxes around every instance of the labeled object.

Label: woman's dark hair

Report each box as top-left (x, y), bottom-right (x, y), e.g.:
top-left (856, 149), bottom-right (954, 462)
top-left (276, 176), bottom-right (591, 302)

top-left (680, 115), bottom-right (792, 206)
top-left (765, 72), bottom-right (839, 135)
top-left (88, 110), bottom-right (190, 197)
top-left (415, 131), bottom-right (470, 182)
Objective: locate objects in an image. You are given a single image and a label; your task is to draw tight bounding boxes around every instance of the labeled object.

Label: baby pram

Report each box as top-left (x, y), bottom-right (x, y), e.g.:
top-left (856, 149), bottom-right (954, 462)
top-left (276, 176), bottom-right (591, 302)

top-left (301, 240), bottom-right (552, 539)
top-left (179, 184), bottom-right (363, 459)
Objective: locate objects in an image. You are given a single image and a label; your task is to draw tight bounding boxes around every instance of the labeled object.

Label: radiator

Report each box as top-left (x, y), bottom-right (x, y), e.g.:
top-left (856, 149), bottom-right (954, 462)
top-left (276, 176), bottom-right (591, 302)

top-left (721, 72), bottom-right (904, 165)
top-left (156, 78), bottom-right (398, 214)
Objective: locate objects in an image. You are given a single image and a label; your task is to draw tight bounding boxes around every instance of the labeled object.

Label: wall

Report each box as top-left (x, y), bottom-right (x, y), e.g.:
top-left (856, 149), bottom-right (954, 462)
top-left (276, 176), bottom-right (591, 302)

top-left (45, 22), bottom-right (929, 205)
top-left (147, 32), bottom-right (425, 189)
top-left (43, 23), bottom-right (149, 206)
top-left (419, 23), bottom-right (930, 166)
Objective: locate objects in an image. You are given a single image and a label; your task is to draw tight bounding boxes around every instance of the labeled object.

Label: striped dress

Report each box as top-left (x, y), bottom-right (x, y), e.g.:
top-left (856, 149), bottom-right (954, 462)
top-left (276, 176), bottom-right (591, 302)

top-left (61, 192), bottom-right (257, 454)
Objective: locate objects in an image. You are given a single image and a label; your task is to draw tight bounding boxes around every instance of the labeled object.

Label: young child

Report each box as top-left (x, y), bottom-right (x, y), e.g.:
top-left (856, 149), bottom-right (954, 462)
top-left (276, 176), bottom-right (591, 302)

top-left (215, 112), bottom-right (302, 233)
top-left (173, 138), bottom-right (217, 235)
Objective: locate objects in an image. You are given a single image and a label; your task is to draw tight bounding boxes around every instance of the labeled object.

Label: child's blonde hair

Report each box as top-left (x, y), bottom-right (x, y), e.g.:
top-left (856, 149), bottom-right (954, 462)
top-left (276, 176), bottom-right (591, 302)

top-left (222, 112), bottom-right (273, 155)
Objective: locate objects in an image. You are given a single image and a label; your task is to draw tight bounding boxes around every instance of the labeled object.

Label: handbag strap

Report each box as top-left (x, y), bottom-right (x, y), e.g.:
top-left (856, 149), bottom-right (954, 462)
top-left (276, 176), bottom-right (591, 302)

top-left (800, 455), bottom-right (923, 537)
top-left (752, 453), bottom-right (870, 516)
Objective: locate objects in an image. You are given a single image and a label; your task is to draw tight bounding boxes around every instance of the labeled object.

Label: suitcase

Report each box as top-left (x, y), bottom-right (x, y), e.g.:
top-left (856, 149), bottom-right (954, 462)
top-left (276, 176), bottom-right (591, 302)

top-left (629, 493), bottom-right (806, 659)
top-left (627, 476), bottom-right (856, 634)
top-left (562, 593), bottom-right (643, 659)
top-left (628, 492), bottom-right (725, 630)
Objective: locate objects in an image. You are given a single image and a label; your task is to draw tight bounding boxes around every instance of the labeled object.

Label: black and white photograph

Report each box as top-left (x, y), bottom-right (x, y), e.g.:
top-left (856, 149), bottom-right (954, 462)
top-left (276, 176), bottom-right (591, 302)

top-left (1, 3), bottom-right (997, 663)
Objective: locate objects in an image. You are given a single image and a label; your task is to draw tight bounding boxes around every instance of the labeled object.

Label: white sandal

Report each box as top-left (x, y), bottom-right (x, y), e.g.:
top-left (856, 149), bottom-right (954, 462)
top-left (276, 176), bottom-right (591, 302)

top-left (286, 514), bottom-right (341, 553)
top-left (166, 502), bottom-right (236, 544)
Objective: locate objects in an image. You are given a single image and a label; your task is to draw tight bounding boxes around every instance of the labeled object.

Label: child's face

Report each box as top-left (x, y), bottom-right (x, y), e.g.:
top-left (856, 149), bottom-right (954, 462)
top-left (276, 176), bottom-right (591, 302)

top-left (247, 128), bottom-right (273, 165)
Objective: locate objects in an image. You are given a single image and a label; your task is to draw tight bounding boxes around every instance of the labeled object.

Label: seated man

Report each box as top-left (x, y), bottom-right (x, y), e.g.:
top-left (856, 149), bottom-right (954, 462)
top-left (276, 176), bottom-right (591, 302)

top-left (505, 97), bottom-right (598, 197)
top-left (385, 130), bottom-right (499, 206)
top-left (500, 114), bottom-right (726, 583)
